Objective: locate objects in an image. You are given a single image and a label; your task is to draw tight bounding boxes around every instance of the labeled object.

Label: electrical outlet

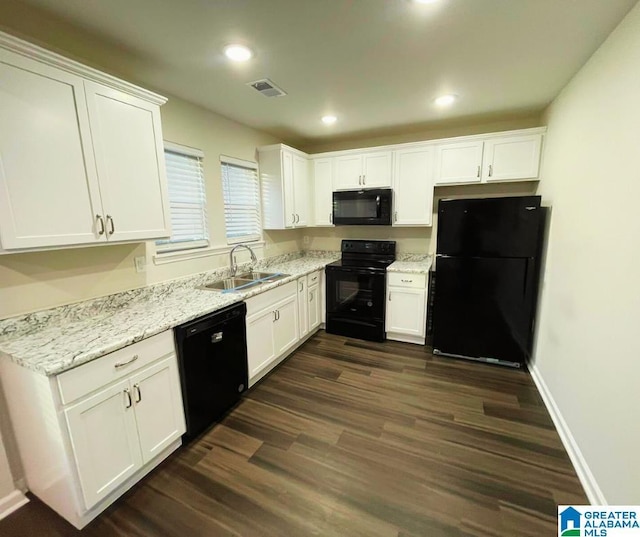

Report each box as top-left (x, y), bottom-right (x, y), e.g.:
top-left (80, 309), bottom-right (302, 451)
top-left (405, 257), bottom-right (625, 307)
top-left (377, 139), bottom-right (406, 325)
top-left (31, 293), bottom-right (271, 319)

top-left (303, 235), bottom-right (309, 245)
top-left (134, 256), bottom-right (146, 273)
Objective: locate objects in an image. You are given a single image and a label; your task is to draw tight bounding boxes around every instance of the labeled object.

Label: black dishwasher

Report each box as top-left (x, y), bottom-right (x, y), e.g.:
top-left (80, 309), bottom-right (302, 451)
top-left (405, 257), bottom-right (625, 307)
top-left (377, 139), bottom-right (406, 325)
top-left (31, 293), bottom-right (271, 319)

top-left (174, 302), bottom-right (248, 440)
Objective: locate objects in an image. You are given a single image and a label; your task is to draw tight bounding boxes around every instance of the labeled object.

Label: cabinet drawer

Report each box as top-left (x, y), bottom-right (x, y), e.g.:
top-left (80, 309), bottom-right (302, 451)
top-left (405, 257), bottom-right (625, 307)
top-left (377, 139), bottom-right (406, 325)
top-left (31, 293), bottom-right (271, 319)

top-left (307, 271), bottom-right (321, 287)
top-left (387, 272), bottom-right (427, 289)
top-left (57, 330), bottom-right (175, 405)
top-left (245, 280), bottom-right (297, 316)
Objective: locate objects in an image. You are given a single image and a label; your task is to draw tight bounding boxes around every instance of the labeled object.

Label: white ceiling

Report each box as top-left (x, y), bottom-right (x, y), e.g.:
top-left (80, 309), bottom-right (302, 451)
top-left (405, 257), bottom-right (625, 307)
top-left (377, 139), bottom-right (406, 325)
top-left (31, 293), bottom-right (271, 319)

top-left (12, 0), bottom-right (638, 146)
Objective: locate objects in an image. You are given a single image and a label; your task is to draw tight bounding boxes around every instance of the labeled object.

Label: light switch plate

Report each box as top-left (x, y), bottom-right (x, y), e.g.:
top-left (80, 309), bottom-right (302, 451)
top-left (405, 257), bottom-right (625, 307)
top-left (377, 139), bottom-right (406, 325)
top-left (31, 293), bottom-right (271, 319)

top-left (134, 256), bottom-right (146, 273)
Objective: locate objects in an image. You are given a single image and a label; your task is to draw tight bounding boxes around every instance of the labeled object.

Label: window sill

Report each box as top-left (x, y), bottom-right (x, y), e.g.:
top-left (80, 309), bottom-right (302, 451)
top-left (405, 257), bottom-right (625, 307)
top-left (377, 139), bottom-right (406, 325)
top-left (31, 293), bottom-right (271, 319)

top-left (153, 242), bottom-right (265, 265)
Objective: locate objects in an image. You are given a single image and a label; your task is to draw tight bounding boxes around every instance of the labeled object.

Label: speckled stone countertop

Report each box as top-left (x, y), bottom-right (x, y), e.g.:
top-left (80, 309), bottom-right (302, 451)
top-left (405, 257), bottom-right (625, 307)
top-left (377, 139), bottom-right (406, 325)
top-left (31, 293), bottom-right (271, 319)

top-left (387, 254), bottom-right (433, 274)
top-left (0, 251), bottom-right (339, 376)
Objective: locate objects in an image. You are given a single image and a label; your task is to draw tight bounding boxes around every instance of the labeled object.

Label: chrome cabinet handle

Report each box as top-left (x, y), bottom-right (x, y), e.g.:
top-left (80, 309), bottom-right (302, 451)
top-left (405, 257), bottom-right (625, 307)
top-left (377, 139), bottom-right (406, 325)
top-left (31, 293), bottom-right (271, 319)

top-left (358, 175), bottom-right (362, 185)
top-left (401, 279), bottom-right (413, 283)
top-left (476, 165), bottom-right (481, 178)
top-left (276, 310), bottom-right (280, 321)
top-left (488, 164), bottom-right (493, 177)
top-left (296, 214), bottom-right (300, 223)
top-left (273, 311), bottom-right (277, 322)
top-left (394, 211), bottom-right (398, 222)
top-left (329, 212), bottom-right (332, 223)
top-left (311, 276), bottom-right (318, 282)
top-left (362, 175), bottom-right (366, 185)
top-left (388, 294), bottom-right (392, 301)
top-left (309, 292), bottom-right (313, 302)
top-left (133, 383), bottom-right (141, 403)
top-left (115, 354), bottom-right (139, 369)
top-left (96, 215), bottom-right (105, 236)
top-left (124, 389), bottom-right (132, 409)
top-left (106, 214), bottom-right (115, 235)
top-left (299, 281), bottom-right (304, 292)
top-left (292, 213), bottom-right (296, 225)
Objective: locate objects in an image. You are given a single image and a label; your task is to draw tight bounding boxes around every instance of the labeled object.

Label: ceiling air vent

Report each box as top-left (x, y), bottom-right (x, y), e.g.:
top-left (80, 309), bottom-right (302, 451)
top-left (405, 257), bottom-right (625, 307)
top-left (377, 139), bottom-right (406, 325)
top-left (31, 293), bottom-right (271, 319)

top-left (248, 78), bottom-right (287, 97)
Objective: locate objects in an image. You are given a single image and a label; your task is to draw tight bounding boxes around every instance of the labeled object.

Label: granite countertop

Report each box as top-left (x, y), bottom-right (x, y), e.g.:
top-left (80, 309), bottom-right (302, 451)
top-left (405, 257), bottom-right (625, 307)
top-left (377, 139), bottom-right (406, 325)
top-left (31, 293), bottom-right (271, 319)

top-left (387, 255), bottom-right (433, 275)
top-left (0, 251), bottom-right (339, 377)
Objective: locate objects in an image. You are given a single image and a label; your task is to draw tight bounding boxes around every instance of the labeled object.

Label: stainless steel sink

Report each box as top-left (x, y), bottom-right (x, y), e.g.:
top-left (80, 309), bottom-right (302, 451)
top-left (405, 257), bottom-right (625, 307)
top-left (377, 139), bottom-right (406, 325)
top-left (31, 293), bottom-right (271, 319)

top-left (235, 271), bottom-right (283, 281)
top-left (200, 272), bottom-right (290, 292)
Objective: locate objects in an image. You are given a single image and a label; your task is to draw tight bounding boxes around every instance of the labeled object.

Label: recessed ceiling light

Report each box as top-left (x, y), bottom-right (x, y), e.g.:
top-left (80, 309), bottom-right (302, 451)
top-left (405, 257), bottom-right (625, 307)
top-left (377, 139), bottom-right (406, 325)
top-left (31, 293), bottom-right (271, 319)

top-left (224, 44), bottom-right (253, 62)
top-left (434, 94), bottom-right (457, 107)
top-left (322, 115), bottom-right (337, 125)
top-left (414, 0), bottom-right (440, 4)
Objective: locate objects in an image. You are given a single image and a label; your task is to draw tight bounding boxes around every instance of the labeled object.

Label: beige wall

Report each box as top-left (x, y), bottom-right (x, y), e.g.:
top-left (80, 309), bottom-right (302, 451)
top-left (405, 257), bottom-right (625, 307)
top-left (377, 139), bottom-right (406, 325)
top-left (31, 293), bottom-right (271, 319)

top-left (533, 1), bottom-right (640, 503)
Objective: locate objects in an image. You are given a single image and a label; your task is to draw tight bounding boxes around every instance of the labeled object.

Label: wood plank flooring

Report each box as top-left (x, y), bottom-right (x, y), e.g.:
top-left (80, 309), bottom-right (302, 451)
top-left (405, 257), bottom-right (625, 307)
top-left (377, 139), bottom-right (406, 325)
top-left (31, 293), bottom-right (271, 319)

top-left (0, 331), bottom-right (586, 536)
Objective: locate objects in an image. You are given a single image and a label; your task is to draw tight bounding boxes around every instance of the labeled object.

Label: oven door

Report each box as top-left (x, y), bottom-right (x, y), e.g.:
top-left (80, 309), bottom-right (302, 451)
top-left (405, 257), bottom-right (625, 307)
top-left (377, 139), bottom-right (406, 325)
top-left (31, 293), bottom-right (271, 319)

top-left (332, 189), bottom-right (391, 225)
top-left (326, 267), bottom-right (386, 321)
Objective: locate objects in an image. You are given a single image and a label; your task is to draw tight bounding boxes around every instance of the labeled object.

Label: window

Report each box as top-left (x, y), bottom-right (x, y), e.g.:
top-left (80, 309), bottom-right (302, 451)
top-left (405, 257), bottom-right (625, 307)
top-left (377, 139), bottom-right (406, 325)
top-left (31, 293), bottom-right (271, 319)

top-left (156, 142), bottom-right (209, 253)
top-left (221, 156), bottom-right (261, 244)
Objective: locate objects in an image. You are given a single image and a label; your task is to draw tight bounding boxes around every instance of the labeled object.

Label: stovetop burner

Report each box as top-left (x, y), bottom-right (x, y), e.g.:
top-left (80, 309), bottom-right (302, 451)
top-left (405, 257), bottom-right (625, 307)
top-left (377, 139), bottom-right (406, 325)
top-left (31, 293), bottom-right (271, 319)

top-left (326, 239), bottom-right (397, 271)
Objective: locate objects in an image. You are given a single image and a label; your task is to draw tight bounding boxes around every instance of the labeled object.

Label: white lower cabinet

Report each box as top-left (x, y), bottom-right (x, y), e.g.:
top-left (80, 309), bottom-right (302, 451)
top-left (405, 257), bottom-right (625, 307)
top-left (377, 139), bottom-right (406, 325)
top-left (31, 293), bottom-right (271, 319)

top-left (64, 379), bottom-right (143, 509)
top-left (297, 277), bottom-right (309, 339)
top-left (386, 272), bottom-right (428, 345)
top-left (0, 330), bottom-right (185, 529)
top-left (246, 281), bottom-right (299, 385)
top-left (308, 271), bottom-right (322, 331)
top-left (246, 272), bottom-right (325, 387)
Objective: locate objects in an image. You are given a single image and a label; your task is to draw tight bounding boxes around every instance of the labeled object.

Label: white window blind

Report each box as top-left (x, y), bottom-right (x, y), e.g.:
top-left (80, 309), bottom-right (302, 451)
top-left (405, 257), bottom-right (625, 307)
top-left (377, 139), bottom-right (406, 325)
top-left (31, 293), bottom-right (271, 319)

top-left (156, 143), bottom-right (209, 252)
top-left (221, 157), bottom-right (261, 244)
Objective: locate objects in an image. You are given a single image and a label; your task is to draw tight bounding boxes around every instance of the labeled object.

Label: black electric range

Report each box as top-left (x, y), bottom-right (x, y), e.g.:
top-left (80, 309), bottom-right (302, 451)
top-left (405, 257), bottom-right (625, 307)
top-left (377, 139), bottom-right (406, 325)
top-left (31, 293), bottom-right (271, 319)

top-left (325, 239), bottom-right (396, 342)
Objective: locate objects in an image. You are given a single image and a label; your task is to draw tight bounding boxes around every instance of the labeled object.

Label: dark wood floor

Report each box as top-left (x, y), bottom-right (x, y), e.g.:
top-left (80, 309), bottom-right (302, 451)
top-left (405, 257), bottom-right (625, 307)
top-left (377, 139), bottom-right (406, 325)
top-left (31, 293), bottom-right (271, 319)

top-left (1, 331), bottom-right (586, 536)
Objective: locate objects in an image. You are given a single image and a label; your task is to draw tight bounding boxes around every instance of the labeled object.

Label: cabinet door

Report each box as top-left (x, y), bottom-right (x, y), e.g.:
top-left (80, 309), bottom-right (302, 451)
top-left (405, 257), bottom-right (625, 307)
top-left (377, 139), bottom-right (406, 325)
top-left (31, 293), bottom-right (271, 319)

top-left (483, 134), bottom-right (542, 182)
top-left (362, 152), bottom-right (392, 188)
top-left (130, 356), bottom-right (186, 465)
top-left (64, 379), bottom-right (142, 509)
top-left (334, 154), bottom-right (362, 190)
top-left (0, 49), bottom-right (103, 249)
top-left (273, 294), bottom-right (299, 357)
top-left (84, 82), bottom-right (170, 242)
top-left (434, 141), bottom-right (484, 185)
top-left (246, 308), bottom-right (277, 379)
top-left (282, 150), bottom-right (296, 228)
top-left (393, 147), bottom-right (434, 226)
top-left (297, 277), bottom-right (309, 338)
top-left (308, 284), bottom-right (321, 331)
top-left (386, 287), bottom-right (427, 337)
top-left (313, 158), bottom-right (334, 226)
top-left (292, 154), bottom-right (309, 227)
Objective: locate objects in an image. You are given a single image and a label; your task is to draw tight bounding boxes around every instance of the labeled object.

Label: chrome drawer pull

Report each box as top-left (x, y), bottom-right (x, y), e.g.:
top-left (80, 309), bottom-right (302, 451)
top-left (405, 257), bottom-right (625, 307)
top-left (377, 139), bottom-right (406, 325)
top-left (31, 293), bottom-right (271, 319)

top-left (401, 279), bottom-right (413, 283)
top-left (114, 354), bottom-right (139, 369)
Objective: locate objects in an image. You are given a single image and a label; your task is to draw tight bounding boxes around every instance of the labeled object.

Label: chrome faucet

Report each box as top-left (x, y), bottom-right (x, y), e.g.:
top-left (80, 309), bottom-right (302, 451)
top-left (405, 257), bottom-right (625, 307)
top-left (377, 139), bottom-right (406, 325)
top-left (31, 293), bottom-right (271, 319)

top-left (229, 243), bottom-right (258, 277)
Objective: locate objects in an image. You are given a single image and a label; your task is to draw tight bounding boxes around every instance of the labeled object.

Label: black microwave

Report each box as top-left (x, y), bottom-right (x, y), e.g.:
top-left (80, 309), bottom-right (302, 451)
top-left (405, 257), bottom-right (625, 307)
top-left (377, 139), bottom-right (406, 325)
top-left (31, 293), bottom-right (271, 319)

top-left (332, 188), bottom-right (392, 226)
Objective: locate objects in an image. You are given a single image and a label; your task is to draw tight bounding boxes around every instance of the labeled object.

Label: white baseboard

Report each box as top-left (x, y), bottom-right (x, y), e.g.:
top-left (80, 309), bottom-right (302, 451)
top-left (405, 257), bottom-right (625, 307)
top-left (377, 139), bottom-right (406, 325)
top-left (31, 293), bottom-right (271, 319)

top-left (0, 489), bottom-right (29, 520)
top-left (528, 362), bottom-right (606, 505)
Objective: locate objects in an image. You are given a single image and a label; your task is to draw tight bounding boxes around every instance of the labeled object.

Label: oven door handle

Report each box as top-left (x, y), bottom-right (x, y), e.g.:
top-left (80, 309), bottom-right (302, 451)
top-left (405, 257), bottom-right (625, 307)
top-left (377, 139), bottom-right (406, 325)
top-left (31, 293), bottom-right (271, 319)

top-left (328, 267), bottom-right (380, 275)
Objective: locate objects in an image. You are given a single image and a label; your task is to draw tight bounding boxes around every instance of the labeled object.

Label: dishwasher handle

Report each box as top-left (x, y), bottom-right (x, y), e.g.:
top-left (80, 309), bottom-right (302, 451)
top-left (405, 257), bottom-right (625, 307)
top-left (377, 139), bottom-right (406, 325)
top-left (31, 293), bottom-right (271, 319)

top-left (211, 331), bottom-right (224, 343)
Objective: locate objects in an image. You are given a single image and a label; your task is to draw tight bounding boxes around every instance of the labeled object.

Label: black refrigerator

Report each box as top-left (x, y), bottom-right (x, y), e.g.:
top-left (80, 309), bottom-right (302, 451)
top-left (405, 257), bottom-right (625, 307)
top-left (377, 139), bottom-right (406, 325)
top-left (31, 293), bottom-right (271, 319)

top-left (432, 196), bottom-right (545, 368)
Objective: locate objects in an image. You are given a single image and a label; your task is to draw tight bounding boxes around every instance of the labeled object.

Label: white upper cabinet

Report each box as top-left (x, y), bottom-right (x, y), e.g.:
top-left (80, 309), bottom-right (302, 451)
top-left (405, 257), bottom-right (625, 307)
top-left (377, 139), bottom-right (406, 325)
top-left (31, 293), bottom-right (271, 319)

top-left (84, 82), bottom-right (170, 242)
top-left (482, 134), bottom-right (542, 182)
top-left (434, 141), bottom-right (484, 185)
top-left (0, 49), bottom-right (103, 249)
top-left (392, 146), bottom-right (434, 226)
top-left (334, 151), bottom-right (392, 190)
top-left (312, 158), bottom-right (334, 226)
top-left (0, 32), bottom-right (170, 252)
top-left (435, 132), bottom-right (543, 186)
top-left (259, 144), bottom-right (310, 229)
